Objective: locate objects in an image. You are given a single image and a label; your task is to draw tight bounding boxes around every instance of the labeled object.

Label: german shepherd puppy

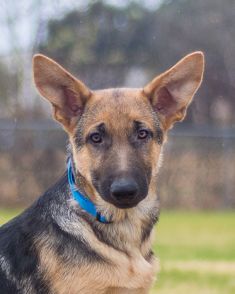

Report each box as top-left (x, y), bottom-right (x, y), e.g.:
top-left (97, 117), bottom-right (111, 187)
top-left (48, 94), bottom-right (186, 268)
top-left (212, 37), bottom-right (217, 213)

top-left (0, 52), bottom-right (204, 293)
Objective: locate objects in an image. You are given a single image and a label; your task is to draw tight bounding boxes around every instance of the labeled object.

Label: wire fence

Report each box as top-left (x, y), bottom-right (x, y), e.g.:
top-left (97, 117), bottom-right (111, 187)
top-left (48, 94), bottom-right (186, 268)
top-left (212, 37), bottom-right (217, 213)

top-left (0, 119), bottom-right (234, 209)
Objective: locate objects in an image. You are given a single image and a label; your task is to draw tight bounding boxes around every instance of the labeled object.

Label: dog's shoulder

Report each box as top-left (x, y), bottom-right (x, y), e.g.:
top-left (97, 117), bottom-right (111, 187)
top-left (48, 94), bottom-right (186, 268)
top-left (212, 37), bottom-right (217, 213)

top-left (0, 174), bottom-right (71, 293)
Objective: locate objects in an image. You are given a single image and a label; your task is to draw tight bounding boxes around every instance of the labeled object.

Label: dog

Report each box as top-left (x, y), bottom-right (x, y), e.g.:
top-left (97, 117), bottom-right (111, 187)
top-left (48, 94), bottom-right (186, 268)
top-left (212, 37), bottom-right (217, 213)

top-left (0, 51), bottom-right (204, 293)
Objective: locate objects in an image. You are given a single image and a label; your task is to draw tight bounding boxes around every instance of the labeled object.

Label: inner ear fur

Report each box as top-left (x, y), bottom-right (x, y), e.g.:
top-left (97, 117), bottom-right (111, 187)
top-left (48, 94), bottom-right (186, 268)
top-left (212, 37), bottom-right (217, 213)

top-left (144, 51), bottom-right (204, 130)
top-left (33, 54), bottom-right (91, 133)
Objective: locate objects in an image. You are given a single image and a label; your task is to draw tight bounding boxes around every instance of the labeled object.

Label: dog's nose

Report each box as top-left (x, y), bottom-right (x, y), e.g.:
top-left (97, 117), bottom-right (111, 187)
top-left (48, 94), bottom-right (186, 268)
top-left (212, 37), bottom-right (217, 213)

top-left (110, 178), bottom-right (138, 200)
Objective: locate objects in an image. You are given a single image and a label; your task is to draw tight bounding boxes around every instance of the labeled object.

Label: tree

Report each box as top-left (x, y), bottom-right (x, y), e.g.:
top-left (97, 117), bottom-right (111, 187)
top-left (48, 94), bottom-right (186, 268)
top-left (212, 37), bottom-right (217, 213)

top-left (38, 0), bottom-right (235, 125)
top-left (39, 1), bottom-right (156, 88)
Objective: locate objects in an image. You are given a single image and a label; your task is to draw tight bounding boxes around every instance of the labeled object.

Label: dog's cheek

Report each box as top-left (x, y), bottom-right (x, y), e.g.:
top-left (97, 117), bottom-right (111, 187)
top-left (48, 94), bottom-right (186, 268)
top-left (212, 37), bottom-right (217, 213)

top-left (149, 144), bottom-right (162, 177)
top-left (89, 170), bottom-right (103, 203)
top-left (133, 164), bottom-right (151, 200)
top-left (140, 142), bottom-right (161, 180)
top-left (71, 145), bottom-right (93, 182)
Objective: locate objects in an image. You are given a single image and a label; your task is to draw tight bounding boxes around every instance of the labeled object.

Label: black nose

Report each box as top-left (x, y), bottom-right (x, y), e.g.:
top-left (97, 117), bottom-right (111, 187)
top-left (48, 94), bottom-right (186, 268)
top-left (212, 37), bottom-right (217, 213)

top-left (110, 178), bottom-right (138, 200)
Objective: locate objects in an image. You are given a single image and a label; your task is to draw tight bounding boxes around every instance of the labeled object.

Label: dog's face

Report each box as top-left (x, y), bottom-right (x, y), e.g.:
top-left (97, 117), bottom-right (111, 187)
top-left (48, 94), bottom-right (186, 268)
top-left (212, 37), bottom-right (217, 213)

top-left (72, 88), bottom-right (163, 208)
top-left (33, 52), bottom-right (204, 209)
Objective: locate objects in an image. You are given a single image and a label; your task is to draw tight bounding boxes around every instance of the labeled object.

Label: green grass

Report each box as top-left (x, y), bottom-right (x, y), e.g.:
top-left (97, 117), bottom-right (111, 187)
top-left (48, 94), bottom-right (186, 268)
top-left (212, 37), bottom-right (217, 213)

top-left (1, 209), bottom-right (235, 293)
top-left (0, 208), bottom-right (23, 225)
top-left (151, 211), bottom-right (235, 293)
top-left (154, 211), bottom-right (235, 261)
top-left (152, 270), bottom-right (235, 294)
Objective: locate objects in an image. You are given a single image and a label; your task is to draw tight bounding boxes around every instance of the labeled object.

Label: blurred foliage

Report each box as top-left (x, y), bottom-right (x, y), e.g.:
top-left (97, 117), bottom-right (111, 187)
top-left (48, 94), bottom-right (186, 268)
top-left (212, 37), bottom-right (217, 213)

top-left (38, 0), bottom-right (235, 125)
top-left (0, 0), bottom-right (235, 209)
top-left (0, 62), bottom-right (15, 106)
top-left (40, 2), bottom-right (155, 67)
top-left (39, 1), bottom-right (157, 89)
top-left (0, 0), bottom-right (235, 124)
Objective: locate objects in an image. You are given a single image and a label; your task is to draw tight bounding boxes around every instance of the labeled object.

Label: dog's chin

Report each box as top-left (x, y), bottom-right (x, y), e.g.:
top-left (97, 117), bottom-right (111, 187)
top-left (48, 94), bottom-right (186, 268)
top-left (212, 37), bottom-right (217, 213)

top-left (112, 201), bottom-right (139, 209)
top-left (101, 195), bottom-right (146, 209)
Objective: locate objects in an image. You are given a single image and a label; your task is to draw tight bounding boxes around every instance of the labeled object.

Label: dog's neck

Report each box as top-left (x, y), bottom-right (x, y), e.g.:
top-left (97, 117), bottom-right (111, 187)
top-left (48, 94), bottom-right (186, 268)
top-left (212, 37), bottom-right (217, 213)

top-left (43, 155), bottom-right (159, 259)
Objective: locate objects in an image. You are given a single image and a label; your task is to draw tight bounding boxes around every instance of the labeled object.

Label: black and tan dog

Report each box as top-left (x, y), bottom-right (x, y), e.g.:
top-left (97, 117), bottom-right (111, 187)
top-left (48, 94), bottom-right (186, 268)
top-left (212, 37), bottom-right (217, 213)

top-left (0, 52), bottom-right (204, 293)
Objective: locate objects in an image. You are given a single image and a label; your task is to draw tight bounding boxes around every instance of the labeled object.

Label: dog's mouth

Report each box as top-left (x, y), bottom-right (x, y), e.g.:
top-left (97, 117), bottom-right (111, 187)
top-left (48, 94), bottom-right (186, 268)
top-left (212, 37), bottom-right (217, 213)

top-left (109, 197), bottom-right (145, 209)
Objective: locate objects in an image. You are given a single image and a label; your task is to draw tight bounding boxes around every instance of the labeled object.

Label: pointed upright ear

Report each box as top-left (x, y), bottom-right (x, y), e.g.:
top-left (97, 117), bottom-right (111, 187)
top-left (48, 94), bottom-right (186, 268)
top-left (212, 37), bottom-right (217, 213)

top-left (143, 52), bottom-right (204, 130)
top-left (33, 54), bottom-right (91, 133)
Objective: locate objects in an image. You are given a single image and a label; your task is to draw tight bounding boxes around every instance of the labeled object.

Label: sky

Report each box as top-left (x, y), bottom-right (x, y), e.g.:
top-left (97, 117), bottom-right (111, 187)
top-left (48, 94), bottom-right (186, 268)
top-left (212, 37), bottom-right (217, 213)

top-left (0, 0), bottom-right (163, 56)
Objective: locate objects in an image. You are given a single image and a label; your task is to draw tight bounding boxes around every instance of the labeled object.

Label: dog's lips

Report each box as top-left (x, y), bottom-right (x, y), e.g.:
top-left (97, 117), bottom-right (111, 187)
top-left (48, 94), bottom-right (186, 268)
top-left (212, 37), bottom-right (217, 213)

top-left (97, 188), bottom-right (144, 209)
top-left (113, 201), bottom-right (139, 209)
top-left (109, 194), bottom-right (146, 209)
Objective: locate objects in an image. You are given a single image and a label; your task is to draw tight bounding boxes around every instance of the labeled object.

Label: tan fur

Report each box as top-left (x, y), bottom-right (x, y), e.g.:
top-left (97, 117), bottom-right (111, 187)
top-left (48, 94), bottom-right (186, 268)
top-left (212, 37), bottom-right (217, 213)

top-left (37, 236), bottom-right (155, 294)
top-left (33, 52), bottom-right (204, 293)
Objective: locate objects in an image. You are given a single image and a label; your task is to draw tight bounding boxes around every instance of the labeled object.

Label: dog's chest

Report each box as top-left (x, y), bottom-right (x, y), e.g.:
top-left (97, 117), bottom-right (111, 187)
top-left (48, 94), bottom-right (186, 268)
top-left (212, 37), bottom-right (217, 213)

top-left (39, 247), bottom-right (155, 294)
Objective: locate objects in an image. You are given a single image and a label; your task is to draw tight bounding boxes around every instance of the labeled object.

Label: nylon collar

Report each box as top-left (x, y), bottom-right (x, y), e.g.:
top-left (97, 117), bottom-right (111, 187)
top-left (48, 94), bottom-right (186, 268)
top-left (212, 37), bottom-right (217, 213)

top-left (67, 158), bottom-right (108, 223)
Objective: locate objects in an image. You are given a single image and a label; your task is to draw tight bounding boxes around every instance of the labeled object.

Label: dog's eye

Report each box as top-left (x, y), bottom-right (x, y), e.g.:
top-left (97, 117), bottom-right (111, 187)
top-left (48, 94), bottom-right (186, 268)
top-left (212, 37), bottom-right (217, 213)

top-left (137, 129), bottom-right (149, 140)
top-left (90, 133), bottom-right (102, 144)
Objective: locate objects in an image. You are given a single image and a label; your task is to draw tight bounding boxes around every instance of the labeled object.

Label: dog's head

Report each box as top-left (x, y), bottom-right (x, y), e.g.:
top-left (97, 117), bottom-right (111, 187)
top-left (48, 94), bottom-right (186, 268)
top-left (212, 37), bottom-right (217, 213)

top-left (33, 52), bottom-right (204, 209)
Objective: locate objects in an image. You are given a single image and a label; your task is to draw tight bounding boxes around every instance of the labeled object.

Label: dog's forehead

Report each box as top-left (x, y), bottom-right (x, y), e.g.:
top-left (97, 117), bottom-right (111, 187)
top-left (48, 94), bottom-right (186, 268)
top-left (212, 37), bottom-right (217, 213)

top-left (85, 88), bottom-right (154, 128)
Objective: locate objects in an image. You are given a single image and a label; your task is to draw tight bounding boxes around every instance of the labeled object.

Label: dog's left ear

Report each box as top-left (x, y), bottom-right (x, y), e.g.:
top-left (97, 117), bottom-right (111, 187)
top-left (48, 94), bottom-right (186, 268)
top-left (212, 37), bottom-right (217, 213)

top-left (144, 52), bottom-right (204, 130)
top-left (33, 54), bottom-right (91, 133)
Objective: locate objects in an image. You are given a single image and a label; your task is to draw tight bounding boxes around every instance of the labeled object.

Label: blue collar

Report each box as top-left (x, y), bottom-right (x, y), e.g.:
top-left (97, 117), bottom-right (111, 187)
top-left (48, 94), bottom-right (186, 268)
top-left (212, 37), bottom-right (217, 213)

top-left (67, 158), bottom-right (108, 223)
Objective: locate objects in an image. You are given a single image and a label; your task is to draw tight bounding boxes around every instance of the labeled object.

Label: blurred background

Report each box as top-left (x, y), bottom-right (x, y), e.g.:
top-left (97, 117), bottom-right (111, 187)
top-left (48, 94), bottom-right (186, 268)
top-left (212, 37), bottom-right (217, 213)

top-left (0, 0), bottom-right (234, 293)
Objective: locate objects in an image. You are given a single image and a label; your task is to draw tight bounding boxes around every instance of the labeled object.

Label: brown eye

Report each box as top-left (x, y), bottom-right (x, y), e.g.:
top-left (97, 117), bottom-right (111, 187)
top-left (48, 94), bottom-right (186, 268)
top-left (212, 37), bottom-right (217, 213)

top-left (137, 129), bottom-right (149, 140)
top-left (90, 133), bottom-right (102, 144)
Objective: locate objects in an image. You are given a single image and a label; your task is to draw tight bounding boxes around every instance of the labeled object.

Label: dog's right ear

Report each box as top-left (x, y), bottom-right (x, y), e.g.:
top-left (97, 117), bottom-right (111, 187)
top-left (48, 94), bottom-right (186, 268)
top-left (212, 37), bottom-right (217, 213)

top-left (33, 54), bottom-right (91, 133)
